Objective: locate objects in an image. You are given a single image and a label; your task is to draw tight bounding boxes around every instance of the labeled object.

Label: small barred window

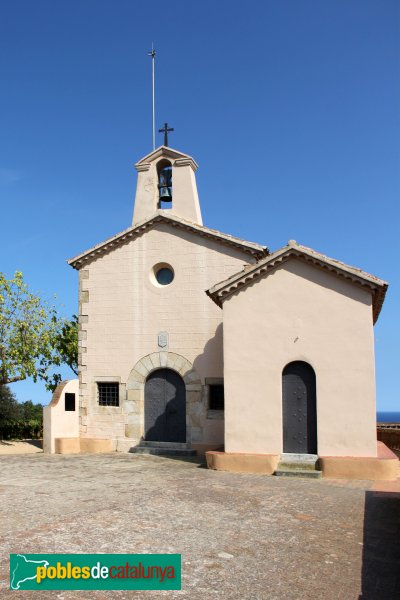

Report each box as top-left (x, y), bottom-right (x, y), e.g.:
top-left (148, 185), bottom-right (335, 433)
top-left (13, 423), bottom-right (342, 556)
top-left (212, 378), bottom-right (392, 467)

top-left (98, 382), bottom-right (119, 407)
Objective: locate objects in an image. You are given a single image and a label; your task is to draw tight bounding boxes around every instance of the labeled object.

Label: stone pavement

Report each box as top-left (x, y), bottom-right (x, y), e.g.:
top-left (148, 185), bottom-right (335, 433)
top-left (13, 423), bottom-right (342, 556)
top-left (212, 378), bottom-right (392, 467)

top-left (0, 453), bottom-right (399, 600)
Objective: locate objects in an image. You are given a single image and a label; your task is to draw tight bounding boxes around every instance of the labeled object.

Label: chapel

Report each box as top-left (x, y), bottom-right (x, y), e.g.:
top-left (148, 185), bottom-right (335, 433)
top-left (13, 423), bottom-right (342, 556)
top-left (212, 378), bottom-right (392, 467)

top-left (43, 140), bottom-right (398, 479)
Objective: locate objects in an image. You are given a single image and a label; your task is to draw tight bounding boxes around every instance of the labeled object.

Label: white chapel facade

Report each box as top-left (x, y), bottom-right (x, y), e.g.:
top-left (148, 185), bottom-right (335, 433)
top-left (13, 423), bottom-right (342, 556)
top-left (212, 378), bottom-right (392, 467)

top-left (67, 145), bottom-right (265, 454)
top-left (43, 143), bottom-right (398, 479)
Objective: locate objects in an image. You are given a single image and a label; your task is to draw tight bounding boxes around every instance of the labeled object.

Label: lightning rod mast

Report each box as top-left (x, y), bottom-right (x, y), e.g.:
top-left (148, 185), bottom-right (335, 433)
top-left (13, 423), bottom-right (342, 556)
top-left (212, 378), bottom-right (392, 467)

top-left (148, 43), bottom-right (156, 150)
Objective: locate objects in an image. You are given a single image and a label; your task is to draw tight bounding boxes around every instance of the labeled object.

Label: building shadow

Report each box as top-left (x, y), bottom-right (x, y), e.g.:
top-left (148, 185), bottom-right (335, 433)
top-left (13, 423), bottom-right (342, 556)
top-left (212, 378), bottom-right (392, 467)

top-left (193, 323), bottom-right (223, 379)
top-left (359, 490), bottom-right (400, 599)
top-left (132, 395), bottom-right (206, 467)
top-left (153, 453), bottom-right (207, 468)
top-left (144, 395), bottom-right (186, 444)
top-left (0, 439), bottom-right (42, 448)
top-left (23, 438), bottom-right (43, 449)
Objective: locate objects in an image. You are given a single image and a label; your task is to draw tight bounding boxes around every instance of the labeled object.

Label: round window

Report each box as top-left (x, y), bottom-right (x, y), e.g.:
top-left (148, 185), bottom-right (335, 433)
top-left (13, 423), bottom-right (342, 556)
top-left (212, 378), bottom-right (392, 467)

top-left (156, 267), bottom-right (174, 286)
top-left (150, 263), bottom-right (175, 287)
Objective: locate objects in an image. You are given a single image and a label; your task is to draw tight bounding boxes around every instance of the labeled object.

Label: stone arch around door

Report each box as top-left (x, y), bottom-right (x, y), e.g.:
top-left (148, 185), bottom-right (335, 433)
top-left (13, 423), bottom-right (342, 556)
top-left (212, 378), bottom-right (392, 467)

top-left (125, 352), bottom-right (202, 445)
top-left (282, 361), bottom-right (317, 454)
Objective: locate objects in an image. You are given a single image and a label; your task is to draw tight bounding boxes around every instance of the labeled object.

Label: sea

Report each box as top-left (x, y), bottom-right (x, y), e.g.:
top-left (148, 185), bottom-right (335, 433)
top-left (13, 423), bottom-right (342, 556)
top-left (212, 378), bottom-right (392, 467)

top-left (377, 411), bottom-right (400, 423)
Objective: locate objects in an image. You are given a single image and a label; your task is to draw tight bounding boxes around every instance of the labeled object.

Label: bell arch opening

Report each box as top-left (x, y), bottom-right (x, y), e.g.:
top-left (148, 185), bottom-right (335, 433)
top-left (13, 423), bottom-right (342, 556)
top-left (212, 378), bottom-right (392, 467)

top-left (157, 159), bottom-right (172, 209)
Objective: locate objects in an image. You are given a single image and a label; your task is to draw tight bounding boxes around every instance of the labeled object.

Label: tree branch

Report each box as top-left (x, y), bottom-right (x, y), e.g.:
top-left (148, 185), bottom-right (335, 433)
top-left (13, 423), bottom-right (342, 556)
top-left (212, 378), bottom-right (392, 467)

top-left (0, 375), bottom-right (25, 384)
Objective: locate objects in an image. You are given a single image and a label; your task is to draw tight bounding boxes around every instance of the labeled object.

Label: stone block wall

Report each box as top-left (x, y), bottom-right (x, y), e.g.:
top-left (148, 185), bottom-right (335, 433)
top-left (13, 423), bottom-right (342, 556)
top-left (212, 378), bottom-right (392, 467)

top-left (77, 223), bottom-right (255, 447)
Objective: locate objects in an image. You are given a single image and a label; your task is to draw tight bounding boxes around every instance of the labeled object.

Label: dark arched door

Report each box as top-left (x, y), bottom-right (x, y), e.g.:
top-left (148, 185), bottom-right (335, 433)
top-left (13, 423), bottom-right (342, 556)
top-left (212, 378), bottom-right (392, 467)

top-left (282, 361), bottom-right (317, 454)
top-left (144, 369), bottom-right (186, 442)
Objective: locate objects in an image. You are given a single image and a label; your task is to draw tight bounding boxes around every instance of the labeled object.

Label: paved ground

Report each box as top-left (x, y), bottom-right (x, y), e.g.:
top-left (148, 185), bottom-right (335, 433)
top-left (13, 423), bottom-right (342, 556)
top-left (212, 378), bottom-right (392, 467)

top-left (0, 453), bottom-right (399, 600)
top-left (0, 440), bottom-right (42, 455)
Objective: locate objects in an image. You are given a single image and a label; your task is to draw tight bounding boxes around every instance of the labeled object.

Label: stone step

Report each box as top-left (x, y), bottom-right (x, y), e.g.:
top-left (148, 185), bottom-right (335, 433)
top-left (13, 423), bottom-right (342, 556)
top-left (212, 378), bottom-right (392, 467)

top-left (130, 447), bottom-right (197, 457)
top-left (275, 468), bottom-right (322, 479)
top-left (281, 453), bottom-right (318, 460)
top-left (279, 454), bottom-right (319, 471)
top-left (136, 441), bottom-right (190, 449)
top-left (278, 461), bottom-right (318, 471)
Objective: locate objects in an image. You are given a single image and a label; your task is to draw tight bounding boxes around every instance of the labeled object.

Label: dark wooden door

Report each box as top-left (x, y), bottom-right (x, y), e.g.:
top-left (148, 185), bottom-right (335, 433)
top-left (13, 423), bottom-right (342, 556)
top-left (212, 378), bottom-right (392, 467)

top-left (144, 369), bottom-right (186, 442)
top-left (282, 361), bottom-right (317, 454)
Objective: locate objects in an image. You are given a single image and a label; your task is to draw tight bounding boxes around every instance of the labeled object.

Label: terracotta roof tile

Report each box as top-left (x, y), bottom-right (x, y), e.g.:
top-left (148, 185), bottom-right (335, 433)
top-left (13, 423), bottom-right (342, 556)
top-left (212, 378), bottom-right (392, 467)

top-left (67, 211), bottom-right (268, 269)
top-left (207, 240), bottom-right (388, 324)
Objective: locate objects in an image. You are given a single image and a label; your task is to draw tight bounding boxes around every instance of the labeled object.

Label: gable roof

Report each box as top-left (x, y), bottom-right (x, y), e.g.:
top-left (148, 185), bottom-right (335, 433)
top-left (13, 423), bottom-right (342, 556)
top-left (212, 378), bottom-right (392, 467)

top-left (206, 240), bottom-right (388, 323)
top-left (67, 211), bottom-right (268, 270)
top-left (135, 146), bottom-right (198, 172)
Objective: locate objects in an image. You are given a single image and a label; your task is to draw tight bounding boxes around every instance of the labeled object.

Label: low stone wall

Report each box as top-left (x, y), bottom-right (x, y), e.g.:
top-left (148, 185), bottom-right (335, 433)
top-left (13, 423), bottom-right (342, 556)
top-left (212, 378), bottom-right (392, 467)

top-left (54, 438), bottom-right (80, 454)
top-left (377, 426), bottom-right (400, 452)
top-left (206, 451), bottom-right (280, 474)
top-left (206, 443), bottom-right (399, 480)
top-left (54, 438), bottom-right (113, 454)
top-left (319, 442), bottom-right (398, 480)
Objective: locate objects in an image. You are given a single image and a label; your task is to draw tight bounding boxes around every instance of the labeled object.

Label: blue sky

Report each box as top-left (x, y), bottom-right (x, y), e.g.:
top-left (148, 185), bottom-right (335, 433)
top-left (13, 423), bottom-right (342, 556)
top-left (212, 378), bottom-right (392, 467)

top-left (1, 1), bottom-right (399, 410)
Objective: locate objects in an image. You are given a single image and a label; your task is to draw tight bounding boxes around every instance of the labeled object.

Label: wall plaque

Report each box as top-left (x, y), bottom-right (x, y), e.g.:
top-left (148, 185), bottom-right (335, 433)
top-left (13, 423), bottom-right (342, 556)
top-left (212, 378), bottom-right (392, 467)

top-left (158, 332), bottom-right (169, 349)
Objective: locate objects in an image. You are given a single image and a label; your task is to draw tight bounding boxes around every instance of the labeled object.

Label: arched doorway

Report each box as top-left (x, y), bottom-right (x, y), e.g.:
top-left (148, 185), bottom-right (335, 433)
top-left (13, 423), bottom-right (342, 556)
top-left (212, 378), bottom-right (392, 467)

top-left (282, 361), bottom-right (317, 454)
top-left (144, 369), bottom-right (186, 443)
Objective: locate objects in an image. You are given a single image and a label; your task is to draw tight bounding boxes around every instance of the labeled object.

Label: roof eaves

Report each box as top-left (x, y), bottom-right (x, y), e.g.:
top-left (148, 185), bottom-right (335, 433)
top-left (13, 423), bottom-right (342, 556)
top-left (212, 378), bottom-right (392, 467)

top-left (206, 241), bottom-right (388, 322)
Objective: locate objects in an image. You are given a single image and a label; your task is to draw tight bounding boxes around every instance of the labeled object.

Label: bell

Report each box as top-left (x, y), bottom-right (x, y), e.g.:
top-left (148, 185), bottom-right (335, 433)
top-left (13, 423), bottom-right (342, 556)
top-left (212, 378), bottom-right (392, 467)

top-left (158, 166), bottom-right (172, 202)
top-left (159, 186), bottom-right (172, 201)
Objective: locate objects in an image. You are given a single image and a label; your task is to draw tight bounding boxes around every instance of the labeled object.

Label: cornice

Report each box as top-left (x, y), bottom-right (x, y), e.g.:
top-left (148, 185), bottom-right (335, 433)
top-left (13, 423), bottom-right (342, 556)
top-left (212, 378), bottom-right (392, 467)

top-left (135, 146), bottom-right (197, 171)
top-left (136, 163), bottom-right (151, 172)
top-left (68, 213), bottom-right (267, 270)
top-left (174, 157), bottom-right (198, 171)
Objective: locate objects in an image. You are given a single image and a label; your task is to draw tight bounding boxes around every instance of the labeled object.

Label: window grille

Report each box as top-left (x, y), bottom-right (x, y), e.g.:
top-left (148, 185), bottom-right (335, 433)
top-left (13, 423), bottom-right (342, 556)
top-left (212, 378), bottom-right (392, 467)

top-left (98, 382), bottom-right (119, 407)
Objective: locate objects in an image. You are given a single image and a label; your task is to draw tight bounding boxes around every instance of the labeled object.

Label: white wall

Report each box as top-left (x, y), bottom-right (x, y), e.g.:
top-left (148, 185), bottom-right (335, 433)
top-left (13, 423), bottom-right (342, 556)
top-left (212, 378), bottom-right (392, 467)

top-left (43, 379), bottom-right (79, 453)
top-left (222, 259), bottom-right (377, 457)
top-left (79, 223), bottom-right (255, 444)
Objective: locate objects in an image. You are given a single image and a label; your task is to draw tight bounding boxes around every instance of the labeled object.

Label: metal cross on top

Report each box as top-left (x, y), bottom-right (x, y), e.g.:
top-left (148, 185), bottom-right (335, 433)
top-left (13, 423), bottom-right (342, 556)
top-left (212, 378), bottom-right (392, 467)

top-left (159, 122), bottom-right (174, 147)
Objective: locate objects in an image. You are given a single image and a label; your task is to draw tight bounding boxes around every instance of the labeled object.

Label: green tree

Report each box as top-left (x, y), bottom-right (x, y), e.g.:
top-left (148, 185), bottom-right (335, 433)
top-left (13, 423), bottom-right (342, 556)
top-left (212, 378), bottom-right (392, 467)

top-left (0, 384), bottom-right (21, 421)
top-left (0, 271), bottom-right (78, 391)
top-left (20, 399), bottom-right (44, 422)
top-left (0, 385), bottom-right (21, 440)
top-left (0, 386), bottom-right (44, 440)
top-left (39, 315), bottom-right (78, 392)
